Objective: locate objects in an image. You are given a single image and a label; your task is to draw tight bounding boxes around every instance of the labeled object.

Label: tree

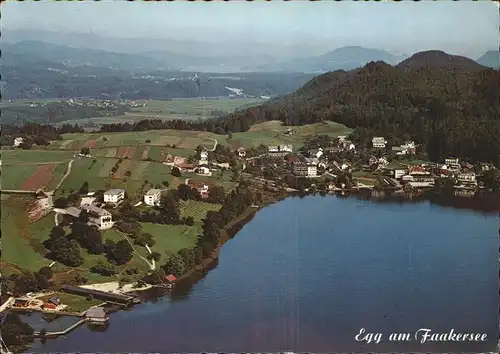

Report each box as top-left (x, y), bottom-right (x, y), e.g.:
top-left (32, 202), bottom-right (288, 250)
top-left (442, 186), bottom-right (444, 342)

top-left (171, 166), bottom-right (181, 177)
top-left (80, 146), bottom-right (90, 155)
top-left (143, 268), bottom-right (165, 285)
top-left (38, 266), bottom-right (53, 279)
top-left (90, 260), bottom-right (117, 276)
top-left (163, 253), bottom-right (186, 277)
top-left (85, 226), bottom-right (104, 254)
top-left (51, 238), bottom-right (84, 267)
top-left (106, 239), bottom-right (133, 265)
top-left (79, 181), bottom-right (89, 195)
top-left (135, 232), bottom-right (155, 247)
top-left (193, 246), bottom-right (204, 264)
top-left (53, 197), bottom-right (69, 208)
top-left (185, 216), bottom-right (195, 226)
top-left (162, 180), bottom-right (169, 187)
top-left (1, 312), bottom-right (34, 347)
top-left (178, 248), bottom-right (196, 271)
top-left (208, 185), bottom-right (225, 203)
top-left (149, 251), bottom-right (161, 262)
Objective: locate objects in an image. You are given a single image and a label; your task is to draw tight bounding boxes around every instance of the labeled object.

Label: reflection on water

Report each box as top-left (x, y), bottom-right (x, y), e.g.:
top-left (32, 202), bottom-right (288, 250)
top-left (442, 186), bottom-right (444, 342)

top-left (27, 196), bottom-right (499, 353)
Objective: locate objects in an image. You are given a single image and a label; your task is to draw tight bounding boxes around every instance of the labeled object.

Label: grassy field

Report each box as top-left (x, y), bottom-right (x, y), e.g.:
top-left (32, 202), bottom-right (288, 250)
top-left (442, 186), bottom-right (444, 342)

top-left (1, 197), bottom-right (55, 271)
top-left (55, 98), bottom-right (265, 126)
top-left (141, 223), bottom-right (199, 259)
top-left (38, 292), bottom-right (102, 312)
top-left (179, 200), bottom-right (222, 222)
top-left (1, 149), bottom-right (74, 163)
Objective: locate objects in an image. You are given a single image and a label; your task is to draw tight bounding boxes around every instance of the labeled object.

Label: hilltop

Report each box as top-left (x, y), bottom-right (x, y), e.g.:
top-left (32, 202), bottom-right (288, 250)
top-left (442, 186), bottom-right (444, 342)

top-left (397, 50), bottom-right (487, 71)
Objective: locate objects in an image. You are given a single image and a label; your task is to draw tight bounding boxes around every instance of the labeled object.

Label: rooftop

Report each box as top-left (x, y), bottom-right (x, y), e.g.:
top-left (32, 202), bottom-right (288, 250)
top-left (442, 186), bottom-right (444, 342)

top-left (145, 189), bottom-right (161, 196)
top-left (81, 204), bottom-right (111, 217)
top-left (104, 189), bottom-right (124, 195)
top-left (85, 307), bottom-right (107, 318)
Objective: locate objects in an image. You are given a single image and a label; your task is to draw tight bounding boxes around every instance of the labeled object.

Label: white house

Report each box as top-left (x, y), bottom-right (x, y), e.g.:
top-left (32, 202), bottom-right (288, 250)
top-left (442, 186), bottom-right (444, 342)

top-left (444, 158), bottom-right (461, 171)
top-left (200, 150), bottom-right (208, 160)
top-left (144, 189), bottom-right (161, 206)
top-left (237, 147), bottom-right (246, 157)
top-left (195, 166), bottom-right (212, 176)
top-left (80, 204), bottom-right (114, 230)
top-left (103, 189), bottom-right (125, 204)
top-left (293, 163), bottom-right (317, 177)
top-left (457, 172), bottom-right (477, 185)
top-left (394, 169), bottom-right (407, 179)
top-left (13, 137), bottom-right (24, 147)
top-left (372, 137), bottom-right (387, 148)
top-left (309, 148), bottom-right (323, 159)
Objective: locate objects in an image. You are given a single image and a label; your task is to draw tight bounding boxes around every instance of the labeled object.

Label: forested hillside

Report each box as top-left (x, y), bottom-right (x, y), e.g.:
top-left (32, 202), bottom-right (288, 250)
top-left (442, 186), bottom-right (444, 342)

top-left (225, 51), bottom-right (500, 163)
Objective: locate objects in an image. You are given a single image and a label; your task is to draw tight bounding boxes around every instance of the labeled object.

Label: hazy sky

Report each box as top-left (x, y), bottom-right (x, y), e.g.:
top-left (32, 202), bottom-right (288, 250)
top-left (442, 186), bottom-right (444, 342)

top-left (2, 0), bottom-right (499, 57)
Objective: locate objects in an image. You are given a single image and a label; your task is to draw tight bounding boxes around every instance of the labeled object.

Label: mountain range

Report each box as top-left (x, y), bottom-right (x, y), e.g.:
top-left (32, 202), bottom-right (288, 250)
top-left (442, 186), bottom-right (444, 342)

top-left (3, 29), bottom-right (498, 73)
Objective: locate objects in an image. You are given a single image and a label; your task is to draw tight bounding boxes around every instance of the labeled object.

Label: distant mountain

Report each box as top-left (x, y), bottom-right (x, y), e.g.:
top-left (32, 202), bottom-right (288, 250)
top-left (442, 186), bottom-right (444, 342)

top-left (397, 50), bottom-right (486, 71)
top-left (2, 41), bottom-right (169, 72)
top-left (254, 46), bottom-right (407, 73)
top-left (476, 51), bottom-right (500, 69)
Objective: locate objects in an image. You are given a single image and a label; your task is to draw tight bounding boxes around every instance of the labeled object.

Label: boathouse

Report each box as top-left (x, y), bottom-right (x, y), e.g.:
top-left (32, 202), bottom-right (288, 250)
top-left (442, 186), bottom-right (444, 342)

top-left (85, 307), bottom-right (109, 324)
top-left (61, 285), bottom-right (135, 305)
top-left (165, 274), bottom-right (177, 283)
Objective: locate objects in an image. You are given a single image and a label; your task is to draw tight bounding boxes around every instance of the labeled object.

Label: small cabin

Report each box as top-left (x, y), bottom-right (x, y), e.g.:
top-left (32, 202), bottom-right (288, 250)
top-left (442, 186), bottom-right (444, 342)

top-left (165, 274), bottom-right (177, 283)
top-left (85, 307), bottom-right (109, 324)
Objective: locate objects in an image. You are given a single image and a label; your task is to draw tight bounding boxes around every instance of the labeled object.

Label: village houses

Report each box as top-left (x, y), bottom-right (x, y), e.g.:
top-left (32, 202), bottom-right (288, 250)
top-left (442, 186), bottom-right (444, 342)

top-left (457, 171), bottom-right (477, 186)
top-left (394, 169), bottom-right (407, 179)
top-left (392, 141), bottom-right (416, 155)
top-left (66, 204), bottom-right (114, 230)
top-left (293, 162), bottom-right (318, 177)
top-left (268, 144), bottom-right (293, 155)
top-left (103, 189), bottom-right (125, 204)
top-left (144, 189), bottom-right (161, 206)
top-left (372, 137), bottom-right (387, 149)
top-left (444, 158), bottom-right (461, 171)
top-left (195, 166), bottom-right (211, 176)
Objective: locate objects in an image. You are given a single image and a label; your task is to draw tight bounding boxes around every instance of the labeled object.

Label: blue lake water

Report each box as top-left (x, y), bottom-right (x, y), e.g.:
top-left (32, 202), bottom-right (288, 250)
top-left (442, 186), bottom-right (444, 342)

top-left (29, 196), bottom-right (499, 353)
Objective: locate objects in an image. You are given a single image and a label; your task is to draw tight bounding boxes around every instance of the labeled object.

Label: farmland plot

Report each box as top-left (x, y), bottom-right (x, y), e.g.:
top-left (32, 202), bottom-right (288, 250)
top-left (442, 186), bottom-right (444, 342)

top-left (20, 164), bottom-right (57, 190)
top-left (180, 200), bottom-right (222, 222)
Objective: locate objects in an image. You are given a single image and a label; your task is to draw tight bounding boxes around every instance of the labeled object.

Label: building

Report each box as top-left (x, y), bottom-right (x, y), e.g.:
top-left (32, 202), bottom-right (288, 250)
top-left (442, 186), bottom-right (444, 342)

top-left (341, 140), bottom-right (356, 151)
top-left (454, 186), bottom-right (476, 198)
top-left (195, 166), bottom-right (211, 176)
top-left (444, 158), bottom-right (461, 171)
top-left (103, 189), bottom-right (125, 204)
top-left (200, 150), bottom-right (208, 160)
top-left (392, 141), bottom-right (416, 155)
top-left (13, 137), bottom-right (24, 147)
top-left (186, 180), bottom-right (210, 199)
top-left (457, 172), bottom-right (477, 185)
top-left (394, 169), bottom-right (407, 179)
top-left (85, 307), bottom-right (109, 324)
top-left (144, 189), bottom-right (161, 206)
top-left (293, 163), bottom-right (317, 177)
top-left (308, 148), bottom-right (323, 159)
top-left (165, 274), bottom-right (177, 283)
top-left (177, 163), bottom-right (195, 173)
top-left (80, 204), bottom-right (114, 230)
top-left (268, 144), bottom-right (293, 154)
top-left (237, 147), bottom-right (246, 157)
top-left (372, 137), bottom-right (387, 148)
top-left (408, 166), bottom-right (430, 176)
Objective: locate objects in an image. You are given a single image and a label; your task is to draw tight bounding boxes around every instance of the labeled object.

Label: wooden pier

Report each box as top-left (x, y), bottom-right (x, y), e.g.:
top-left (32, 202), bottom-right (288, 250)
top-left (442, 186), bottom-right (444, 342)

top-left (33, 318), bottom-right (87, 338)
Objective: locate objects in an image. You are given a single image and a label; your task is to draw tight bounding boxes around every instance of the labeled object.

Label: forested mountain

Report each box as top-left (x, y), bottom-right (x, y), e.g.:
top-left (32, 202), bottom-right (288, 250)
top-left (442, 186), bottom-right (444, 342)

top-left (476, 50), bottom-right (500, 69)
top-left (228, 51), bottom-right (499, 163)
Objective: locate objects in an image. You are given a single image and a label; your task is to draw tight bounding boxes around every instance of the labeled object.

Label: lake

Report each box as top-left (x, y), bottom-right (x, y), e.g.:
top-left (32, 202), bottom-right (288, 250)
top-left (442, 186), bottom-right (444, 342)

top-left (29, 196), bottom-right (499, 352)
